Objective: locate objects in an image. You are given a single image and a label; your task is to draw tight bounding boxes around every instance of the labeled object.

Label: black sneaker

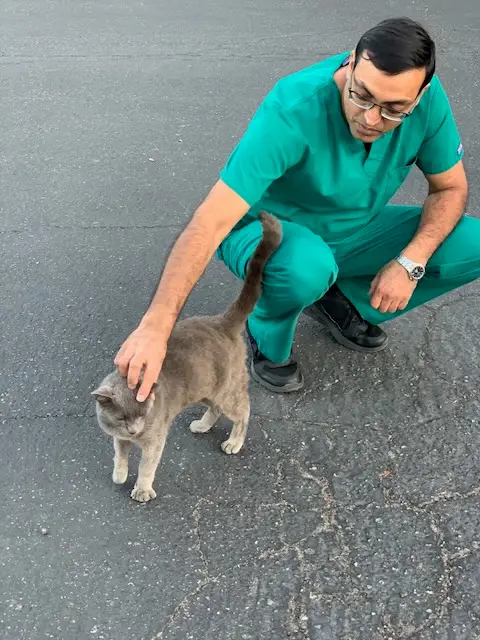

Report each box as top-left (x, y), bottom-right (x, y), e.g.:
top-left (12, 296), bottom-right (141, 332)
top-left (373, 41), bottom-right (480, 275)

top-left (304, 283), bottom-right (388, 352)
top-left (245, 322), bottom-right (304, 393)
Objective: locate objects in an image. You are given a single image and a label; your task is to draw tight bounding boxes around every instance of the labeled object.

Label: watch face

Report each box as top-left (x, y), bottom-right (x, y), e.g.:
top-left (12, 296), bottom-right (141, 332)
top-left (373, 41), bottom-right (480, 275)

top-left (411, 265), bottom-right (425, 280)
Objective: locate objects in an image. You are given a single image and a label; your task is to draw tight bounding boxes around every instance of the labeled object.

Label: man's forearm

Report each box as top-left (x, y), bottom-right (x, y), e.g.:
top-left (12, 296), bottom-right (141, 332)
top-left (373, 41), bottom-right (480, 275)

top-left (130, 180), bottom-right (249, 342)
top-left (139, 213), bottom-right (220, 335)
top-left (402, 186), bottom-right (468, 264)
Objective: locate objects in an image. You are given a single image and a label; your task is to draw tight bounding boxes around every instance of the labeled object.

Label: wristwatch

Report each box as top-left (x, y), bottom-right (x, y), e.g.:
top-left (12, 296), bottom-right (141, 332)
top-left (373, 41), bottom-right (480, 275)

top-left (395, 254), bottom-right (426, 281)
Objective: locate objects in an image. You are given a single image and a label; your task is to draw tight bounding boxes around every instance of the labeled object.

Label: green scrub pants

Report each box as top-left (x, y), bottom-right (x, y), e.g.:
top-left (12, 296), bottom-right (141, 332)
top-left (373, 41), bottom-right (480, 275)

top-left (217, 205), bottom-right (480, 363)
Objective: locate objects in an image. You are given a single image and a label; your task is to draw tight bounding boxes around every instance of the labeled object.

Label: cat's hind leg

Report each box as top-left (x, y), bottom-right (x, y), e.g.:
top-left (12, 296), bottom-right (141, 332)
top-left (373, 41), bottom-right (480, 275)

top-left (219, 392), bottom-right (250, 455)
top-left (189, 405), bottom-right (221, 434)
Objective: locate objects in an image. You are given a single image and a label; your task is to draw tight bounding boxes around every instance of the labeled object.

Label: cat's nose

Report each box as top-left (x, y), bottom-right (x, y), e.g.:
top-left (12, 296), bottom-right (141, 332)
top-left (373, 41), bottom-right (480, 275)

top-left (127, 420), bottom-right (143, 436)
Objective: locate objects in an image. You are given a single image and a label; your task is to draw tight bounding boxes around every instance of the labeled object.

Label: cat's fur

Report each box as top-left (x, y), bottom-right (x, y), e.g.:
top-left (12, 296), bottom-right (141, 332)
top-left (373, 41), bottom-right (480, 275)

top-left (91, 212), bottom-right (282, 502)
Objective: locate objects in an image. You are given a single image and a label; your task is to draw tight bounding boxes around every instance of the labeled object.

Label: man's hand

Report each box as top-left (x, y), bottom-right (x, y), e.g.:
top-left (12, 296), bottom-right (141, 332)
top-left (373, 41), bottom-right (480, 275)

top-left (114, 323), bottom-right (167, 402)
top-left (369, 260), bottom-right (418, 314)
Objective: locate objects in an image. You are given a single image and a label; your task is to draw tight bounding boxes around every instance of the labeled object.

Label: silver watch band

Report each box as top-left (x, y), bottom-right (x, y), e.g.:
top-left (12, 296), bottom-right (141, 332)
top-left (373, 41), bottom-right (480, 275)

top-left (395, 254), bottom-right (426, 281)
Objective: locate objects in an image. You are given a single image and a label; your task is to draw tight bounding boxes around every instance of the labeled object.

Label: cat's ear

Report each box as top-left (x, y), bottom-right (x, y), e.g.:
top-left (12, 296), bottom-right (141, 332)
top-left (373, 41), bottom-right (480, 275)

top-left (91, 385), bottom-right (114, 405)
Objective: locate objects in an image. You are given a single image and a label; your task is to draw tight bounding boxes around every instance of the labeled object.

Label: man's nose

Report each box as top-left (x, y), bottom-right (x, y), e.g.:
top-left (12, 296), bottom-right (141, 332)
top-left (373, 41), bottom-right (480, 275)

top-left (364, 105), bottom-right (382, 127)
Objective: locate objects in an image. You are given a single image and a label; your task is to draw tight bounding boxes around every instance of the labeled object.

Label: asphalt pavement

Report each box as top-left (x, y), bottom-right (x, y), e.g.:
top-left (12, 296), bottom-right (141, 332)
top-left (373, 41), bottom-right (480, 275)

top-left (1, 1), bottom-right (480, 638)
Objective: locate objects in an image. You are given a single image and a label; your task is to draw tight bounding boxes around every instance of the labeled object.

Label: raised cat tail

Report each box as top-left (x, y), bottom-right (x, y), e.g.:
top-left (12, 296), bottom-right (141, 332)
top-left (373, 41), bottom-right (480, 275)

top-left (222, 212), bottom-right (282, 331)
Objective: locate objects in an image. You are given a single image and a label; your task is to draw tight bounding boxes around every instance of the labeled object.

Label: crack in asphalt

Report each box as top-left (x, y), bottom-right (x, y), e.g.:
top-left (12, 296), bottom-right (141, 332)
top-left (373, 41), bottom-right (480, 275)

top-left (150, 419), bottom-right (480, 639)
top-left (380, 482), bottom-right (480, 638)
top-left (3, 291), bottom-right (480, 638)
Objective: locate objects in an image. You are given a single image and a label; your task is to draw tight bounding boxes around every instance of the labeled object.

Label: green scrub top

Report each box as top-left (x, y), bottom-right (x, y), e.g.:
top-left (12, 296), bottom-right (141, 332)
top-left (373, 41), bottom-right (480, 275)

top-left (219, 51), bottom-right (465, 243)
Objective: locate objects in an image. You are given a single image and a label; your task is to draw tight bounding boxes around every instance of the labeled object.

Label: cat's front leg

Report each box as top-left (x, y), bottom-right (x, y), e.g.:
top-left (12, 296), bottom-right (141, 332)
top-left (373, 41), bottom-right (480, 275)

top-left (112, 438), bottom-right (132, 484)
top-left (131, 437), bottom-right (167, 503)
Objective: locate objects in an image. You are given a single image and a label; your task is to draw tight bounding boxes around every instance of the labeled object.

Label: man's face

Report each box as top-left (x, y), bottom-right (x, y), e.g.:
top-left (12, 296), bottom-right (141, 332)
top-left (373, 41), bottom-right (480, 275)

top-left (343, 54), bottom-right (429, 143)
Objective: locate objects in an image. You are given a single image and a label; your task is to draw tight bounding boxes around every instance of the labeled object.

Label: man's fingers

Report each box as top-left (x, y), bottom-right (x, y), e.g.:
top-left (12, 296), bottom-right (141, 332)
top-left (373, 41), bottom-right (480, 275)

top-left (378, 295), bottom-right (393, 313)
top-left (136, 360), bottom-right (162, 402)
top-left (370, 290), bottom-right (383, 310)
top-left (127, 356), bottom-right (145, 391)
top-left (114, 342), bottom-right (135, 376)
top-left (113, 326), bottom-right (167, 401)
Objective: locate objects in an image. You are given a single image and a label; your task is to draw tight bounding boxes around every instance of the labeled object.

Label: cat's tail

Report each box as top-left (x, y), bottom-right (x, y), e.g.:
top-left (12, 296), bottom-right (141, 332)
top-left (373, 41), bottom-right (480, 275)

top-left (222, 212), bottom-right (282, 331)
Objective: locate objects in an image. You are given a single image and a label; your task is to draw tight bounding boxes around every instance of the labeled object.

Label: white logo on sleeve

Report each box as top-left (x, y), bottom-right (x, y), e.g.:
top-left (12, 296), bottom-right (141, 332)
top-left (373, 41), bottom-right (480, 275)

top-left (457, 142), bottom-right (464, 155)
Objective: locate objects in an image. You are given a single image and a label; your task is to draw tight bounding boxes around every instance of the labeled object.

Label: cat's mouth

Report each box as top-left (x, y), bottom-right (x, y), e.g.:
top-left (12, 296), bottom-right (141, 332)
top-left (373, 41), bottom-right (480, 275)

top-left (126, 419), bottom-right (145, 437)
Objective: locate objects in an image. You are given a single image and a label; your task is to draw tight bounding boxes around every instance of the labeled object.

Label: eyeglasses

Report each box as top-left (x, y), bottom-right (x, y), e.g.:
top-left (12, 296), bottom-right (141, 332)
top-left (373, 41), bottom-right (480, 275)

top-left (348, 73), bottom-right (412, 122)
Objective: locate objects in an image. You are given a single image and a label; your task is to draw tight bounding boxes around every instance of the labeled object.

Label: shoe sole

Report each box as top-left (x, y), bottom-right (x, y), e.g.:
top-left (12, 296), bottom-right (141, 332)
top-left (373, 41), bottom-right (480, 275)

top-left (304, 306), bottom-right (388, 353)
top-left (249, 361), bottom-right (305, 393)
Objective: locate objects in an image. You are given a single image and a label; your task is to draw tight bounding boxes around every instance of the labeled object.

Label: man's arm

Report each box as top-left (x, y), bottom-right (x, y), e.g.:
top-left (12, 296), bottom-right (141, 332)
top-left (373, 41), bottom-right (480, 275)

top-left (369, 160), bottom-right (468, 314)
top-left (115, 90), bottom-right (307, 399)
top-left (401, 159), bottom-right (468, 264)
top-left (114, 179), bottom-right (250, 401)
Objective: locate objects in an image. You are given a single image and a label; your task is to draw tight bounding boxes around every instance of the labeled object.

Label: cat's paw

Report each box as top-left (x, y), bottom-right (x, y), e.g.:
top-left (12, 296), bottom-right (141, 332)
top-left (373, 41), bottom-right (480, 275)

top-left (131, 485), bottom-right (157, 503)
top-left (221, 437), bottom-right (244, 455)
top-left (112, 466), bottom-right (128, 484)
top-left (189, 418), bottom-right (213, 434)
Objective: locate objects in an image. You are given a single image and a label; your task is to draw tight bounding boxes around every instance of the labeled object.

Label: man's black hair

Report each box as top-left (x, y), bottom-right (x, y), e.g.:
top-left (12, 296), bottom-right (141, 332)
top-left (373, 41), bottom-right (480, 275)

top-left (354, 17), bottom-right (436, 90)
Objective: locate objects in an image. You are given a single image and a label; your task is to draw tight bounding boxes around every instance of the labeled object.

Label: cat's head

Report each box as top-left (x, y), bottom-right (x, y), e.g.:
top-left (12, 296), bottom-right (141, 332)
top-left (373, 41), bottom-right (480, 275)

top-left (91, 370), bottom-right (157, 439)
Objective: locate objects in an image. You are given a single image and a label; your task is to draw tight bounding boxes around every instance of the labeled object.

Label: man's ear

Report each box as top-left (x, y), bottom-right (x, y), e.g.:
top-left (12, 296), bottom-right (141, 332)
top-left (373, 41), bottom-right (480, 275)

top-left (91, 385), bottom-right (114, 405)
top-left (412, 83), bottom-right (431, 110)
top-left (419, 82), bottom-right (431, 98)
top-left (345, 51), bottom-right (355, 82)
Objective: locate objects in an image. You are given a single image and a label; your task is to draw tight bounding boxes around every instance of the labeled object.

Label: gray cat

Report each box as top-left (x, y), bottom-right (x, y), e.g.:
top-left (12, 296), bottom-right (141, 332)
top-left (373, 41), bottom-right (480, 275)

top-left (91, 212), bottom-right (282, 502)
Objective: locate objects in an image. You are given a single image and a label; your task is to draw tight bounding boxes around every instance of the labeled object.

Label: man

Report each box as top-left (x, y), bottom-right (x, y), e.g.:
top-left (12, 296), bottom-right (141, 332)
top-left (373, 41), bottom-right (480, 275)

top-left (115, 17), bottom-right (476, 400)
